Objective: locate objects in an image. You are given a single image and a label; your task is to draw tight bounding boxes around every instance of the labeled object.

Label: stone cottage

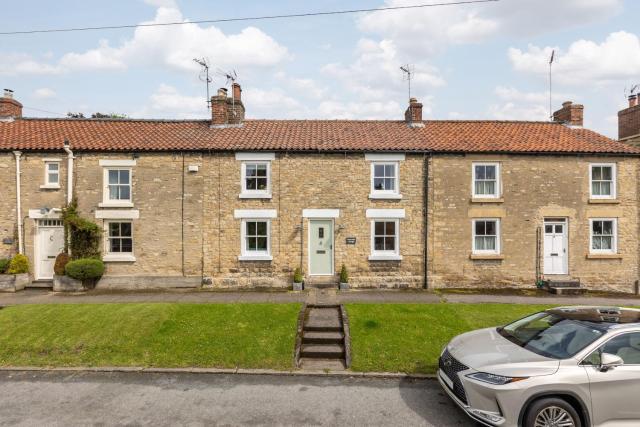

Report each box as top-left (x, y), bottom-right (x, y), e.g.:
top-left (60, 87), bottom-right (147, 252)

top-left (1, 85), bottom-right (639, 292)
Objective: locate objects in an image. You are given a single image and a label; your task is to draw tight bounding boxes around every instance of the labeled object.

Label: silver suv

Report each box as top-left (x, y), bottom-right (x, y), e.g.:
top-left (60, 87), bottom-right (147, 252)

top-left (438, 306), bottom-right (640, 427)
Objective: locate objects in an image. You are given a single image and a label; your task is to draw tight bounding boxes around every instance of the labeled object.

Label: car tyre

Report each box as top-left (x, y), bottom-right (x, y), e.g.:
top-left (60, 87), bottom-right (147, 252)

top-left (524, 397), bottom-right (582, 427)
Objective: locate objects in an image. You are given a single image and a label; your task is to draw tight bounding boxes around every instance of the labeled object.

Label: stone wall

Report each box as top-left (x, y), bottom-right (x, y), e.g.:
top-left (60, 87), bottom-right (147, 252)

top-left (201, 152), bottom-right (426, 289)
top-left (0, 152), bottom-right (17, 259)
top-left (428, 154), bottom-right (639, 292)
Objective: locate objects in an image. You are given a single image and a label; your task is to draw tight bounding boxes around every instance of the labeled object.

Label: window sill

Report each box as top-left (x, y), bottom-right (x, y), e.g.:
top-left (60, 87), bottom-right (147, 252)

top-left (239, 193), bottom-right (272, 199)
top-left (39, 184), bottom-right (60, 190)
top-left (368, 254), bottom-right (402, 261)
top-left (469, 254), bottom-right (504, 260)
top-left (238, 255), bottom-right (273, 261)
top-left (369, 193), bottom-right (403, 200)
top-left (103, 254), bottom-right (136, 262)
top-left (471, 197), bottom-right (503, 203)
top-left (588, 199), bottom-right (619, 204)
top-left (586, 253), bottom-right (623, 259)
top-left (98, 202), bottom-right (134, 208)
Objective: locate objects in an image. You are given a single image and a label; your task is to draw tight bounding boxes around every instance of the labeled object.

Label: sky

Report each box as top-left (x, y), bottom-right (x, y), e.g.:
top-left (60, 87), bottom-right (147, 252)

top-left (2, 0), bottom-right (639, 137)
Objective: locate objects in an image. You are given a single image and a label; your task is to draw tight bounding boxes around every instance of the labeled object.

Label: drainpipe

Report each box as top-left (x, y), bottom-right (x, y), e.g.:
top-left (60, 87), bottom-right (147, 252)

top-left (12, 151), bottom-right (23, 254)
top-left (423, 153), bottom-right (430, 289)
top-left (62, 140), bottom-right (74, 204)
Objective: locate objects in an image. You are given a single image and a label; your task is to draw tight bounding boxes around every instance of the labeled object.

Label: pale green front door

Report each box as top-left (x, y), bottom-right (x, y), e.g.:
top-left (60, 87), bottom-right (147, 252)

top-left (309, 220), bottom-right (333, 275)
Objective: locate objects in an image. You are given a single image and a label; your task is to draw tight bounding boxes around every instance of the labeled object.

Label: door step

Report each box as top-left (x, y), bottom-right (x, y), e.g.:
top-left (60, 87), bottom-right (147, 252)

top-left (296, 304), bottom-right (351, 371)
top-left (28, 280), bottom-right (53, 288)
top-left (542, 277), bottom-right (586, 295)
top-left (304, 275), bottom-right (339, 289)
top-left (548, 287), bottom-right (587, 296)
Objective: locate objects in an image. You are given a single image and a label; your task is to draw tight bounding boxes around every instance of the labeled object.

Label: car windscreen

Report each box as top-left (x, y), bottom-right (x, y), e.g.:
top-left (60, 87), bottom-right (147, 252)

top-left (498, 312), bottom-right (605, 359)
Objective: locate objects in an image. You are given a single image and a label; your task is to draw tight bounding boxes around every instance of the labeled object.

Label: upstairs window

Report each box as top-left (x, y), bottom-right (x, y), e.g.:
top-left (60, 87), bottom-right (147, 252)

top-left (107, 169), bottom-right (131, 201)
top-left (236, 152), bottom-right (274, 199)
top-left (473, 163), bottom-right (500, 198)
top-left (242, 162), bottom-right (270, 195)
top-left (590, 219), bottom-right (617, 254)
top-left (590, 164), bottom-right (616, 199)
top-left (366, 153), bottom-right (404, 199)
top-left (472, 219), bottom-right (500, 254)
top-left (99, 159), bottom-right (136, 207)
top-left (44, 161), bottom-right (60, 188)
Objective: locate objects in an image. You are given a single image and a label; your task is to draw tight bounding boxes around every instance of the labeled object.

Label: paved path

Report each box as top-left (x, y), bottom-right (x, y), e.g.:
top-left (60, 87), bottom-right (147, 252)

top-left (0, 371), bottom-right (472, 426)
top-left (0, 288), bottom-right (637, 306)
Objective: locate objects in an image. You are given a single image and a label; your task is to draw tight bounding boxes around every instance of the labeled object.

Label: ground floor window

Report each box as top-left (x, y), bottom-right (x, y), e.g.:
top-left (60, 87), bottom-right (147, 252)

top-left (472, 219), bottom-right (500, 254)
top-left (590, 218), bottom-right (617, 254)
top-left (370, 219), bottom-right (400, 258)
top-left (106, 221), bottom-right (133, 254)
top-left (241, 219), bottom-right (270, 257)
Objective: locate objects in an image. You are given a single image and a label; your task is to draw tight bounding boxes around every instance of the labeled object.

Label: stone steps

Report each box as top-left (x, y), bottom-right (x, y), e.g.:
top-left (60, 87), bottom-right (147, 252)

top-left (549, 287), bottom-right (587, 296)
top-left (297, 304), bottom-right (349, 370)
top-left (304, 276), bottom-right (339, 289)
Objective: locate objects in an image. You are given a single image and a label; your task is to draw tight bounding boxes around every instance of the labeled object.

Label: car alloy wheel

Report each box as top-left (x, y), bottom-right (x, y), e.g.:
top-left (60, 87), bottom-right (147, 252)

top-left (534, 406), bottom-right (576, 427)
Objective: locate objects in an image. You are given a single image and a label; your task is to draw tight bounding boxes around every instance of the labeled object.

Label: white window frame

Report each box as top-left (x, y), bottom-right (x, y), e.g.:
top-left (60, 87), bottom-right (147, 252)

top-left (101, 168), bottom-right (133, 207)
top-left (103, 220), bottom-right (136, 262)
top-left (240, 161), bottom-right (272, 198)
top-left (589, 163), bottom-right (616, 200)
top-left (369, 218), bottom-right (401, 261)
top-left (369, 161), bottom-right (400, 199)
top-left (42, 160), bottom-right (61, 189)
top-left (239, 218), bottom-right (272, 261)
top-left (472, 162), bottom-right (500, 199)
top-left (472, 218), bottom-right (501, 255)
top-left (589, 218), bottom-right (618, 255)
top-left (365, 153), bottom-right (404, 200)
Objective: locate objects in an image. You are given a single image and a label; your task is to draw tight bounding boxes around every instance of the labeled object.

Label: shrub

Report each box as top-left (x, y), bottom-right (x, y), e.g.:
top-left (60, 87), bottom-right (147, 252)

top-left (293, 267), bottom-right (304, 283)
top-left (65, 259), bottom-right (105, 282)
top-left (54, 253), bottom-right (71, 276)
top-left (7, 254), bottom-right (29, 274)
top-left (339, 264), bottom-right (349, 284)
top-left (0, 258), bottom-right (10, 274)
top-left (62, 199), bottom-right (101, 259)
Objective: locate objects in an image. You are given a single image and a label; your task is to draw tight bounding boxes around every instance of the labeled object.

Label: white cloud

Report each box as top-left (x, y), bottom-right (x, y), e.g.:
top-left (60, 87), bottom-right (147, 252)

top-left (488, 102), bottom-right (549, 121)
top-left (32, 88), bottom-right (57, 100)
top-left (509, 31), bottom-right (640, 85)
top-left (488, 86), bottom-right (577, 122)
top-left (1, 4), bottom-right (289, 75)
top-left (143, 0), bottom-right (176, 7)
top-left (357, 0), bottom-right (621, 57)
top-left (133, 84), bottom-right (208, 119)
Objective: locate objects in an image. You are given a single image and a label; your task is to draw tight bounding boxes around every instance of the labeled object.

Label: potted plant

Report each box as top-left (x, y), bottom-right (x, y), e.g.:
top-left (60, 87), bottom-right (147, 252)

top-left (52, 252), bottom-right (80, 292)
top-left (0, 254), bottom-right (30, 292)
top-left (339, 263), bottom-right (349, 290)
top-left (293, 267), bottom-right (304, 291)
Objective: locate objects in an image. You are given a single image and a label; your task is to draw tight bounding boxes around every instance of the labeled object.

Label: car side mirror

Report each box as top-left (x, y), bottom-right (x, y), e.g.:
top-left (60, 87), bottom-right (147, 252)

top-left (600, 353), bottom-right (624, 372)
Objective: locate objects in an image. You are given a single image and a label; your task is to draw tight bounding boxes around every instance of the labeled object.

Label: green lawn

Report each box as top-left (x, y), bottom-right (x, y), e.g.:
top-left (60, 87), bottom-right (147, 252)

top-left (347, 303), bottom-right (553, 374)
top-left (0, 303), bottom-right (300, 369)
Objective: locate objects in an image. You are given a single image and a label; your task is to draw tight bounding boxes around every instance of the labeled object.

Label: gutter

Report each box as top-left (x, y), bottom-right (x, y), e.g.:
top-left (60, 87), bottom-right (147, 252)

top-left (62, 140), bottom-right (74, 205)
top-left (12, 151), bottom-right (23, 254)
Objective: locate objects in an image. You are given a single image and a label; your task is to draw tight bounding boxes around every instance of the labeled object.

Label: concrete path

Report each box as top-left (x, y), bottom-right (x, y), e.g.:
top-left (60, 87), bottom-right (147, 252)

top-left (0, 287), bottom-right (637, 306)
top-left (0, 370), bottom-right (472, 426)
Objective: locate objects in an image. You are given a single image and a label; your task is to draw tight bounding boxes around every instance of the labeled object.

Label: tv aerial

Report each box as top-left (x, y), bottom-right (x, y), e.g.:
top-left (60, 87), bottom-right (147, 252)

top-left (217, 68), bottom-right (239, 115)
top-left (193, 57), bottom-right (212, 109)
top-left (400, 64), bottom-right (414, 101)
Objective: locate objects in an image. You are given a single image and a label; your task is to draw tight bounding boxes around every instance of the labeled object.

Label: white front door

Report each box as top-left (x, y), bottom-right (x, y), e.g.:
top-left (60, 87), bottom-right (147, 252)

top-left (543, 220), bottom-right (568, 275)
top-left (309, 220), bottom-right (334, 275)
top-left (36, 219), bottom-right (65, 280)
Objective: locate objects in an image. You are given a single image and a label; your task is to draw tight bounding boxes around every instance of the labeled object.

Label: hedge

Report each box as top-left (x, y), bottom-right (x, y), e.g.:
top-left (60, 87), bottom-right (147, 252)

top-left (65, 259), bottom-right (105, 281)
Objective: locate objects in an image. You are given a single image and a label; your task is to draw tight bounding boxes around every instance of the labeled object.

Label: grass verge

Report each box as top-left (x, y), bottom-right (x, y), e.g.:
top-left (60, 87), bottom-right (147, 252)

top-left (347, 303), bottom-right (553, 374)
top-left (0, 303), bottom-right (300, 369)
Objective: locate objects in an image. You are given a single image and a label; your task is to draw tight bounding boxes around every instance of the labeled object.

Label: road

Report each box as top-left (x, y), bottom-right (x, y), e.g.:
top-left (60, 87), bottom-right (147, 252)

top-left (0, 371), bottom-right (475, 426)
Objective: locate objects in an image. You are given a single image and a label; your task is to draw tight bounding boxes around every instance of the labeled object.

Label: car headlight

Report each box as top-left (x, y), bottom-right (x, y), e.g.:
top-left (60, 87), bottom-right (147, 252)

top-left (466, 372), bottom-right (528, 385)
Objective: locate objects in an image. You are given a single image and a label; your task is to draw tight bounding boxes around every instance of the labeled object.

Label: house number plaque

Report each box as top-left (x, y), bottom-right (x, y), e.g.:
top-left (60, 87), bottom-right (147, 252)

top-left (345, 237), bottom-right (356, 245)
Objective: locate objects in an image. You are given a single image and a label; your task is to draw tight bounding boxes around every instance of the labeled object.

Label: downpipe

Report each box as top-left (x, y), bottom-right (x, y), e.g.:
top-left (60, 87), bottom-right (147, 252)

top-left (62, 140), bottom-right (74, 205)
top-left (12, 151), bottom-right (23, 254)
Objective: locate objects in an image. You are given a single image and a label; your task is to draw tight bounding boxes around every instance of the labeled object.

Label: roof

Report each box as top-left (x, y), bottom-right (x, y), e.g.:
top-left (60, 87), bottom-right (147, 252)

top-left (0, 117), bottom-right (638, 154)
top-left (547, 307), bottom-right (640, 328)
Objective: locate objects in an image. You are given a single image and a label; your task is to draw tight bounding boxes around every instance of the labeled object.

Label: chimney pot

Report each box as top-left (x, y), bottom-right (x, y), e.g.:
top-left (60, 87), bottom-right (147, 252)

top-left (629, 94), bottom-right (637, 108)
top-left (562, 101), bottom-right (572, 108)
top-left (232, 83), bottom-right (242, 101)
top-left (217, 87), bottom-right (228, 97)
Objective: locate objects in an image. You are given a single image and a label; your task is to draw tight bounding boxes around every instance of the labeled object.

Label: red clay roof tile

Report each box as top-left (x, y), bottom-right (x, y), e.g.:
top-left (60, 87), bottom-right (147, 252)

top-left (0, 118), bottom-right (637, 154)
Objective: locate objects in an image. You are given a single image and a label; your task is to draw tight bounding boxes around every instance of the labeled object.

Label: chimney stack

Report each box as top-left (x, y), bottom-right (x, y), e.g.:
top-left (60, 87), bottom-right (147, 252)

top-left (404, 97), bottom-right (424, 127)
top-left (619, 94), bottom-right (640, 142)
top-left (553, 101), bottom-right (583, 127)
top-left (0, 89), bottom-right (23, 119)
top-left (210, 85), bottom-right (245, 128)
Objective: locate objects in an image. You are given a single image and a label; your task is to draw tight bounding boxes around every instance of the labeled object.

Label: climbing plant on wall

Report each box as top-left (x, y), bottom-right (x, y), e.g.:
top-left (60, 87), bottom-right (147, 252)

top-left (61, 198), bottom-right (102, 259)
